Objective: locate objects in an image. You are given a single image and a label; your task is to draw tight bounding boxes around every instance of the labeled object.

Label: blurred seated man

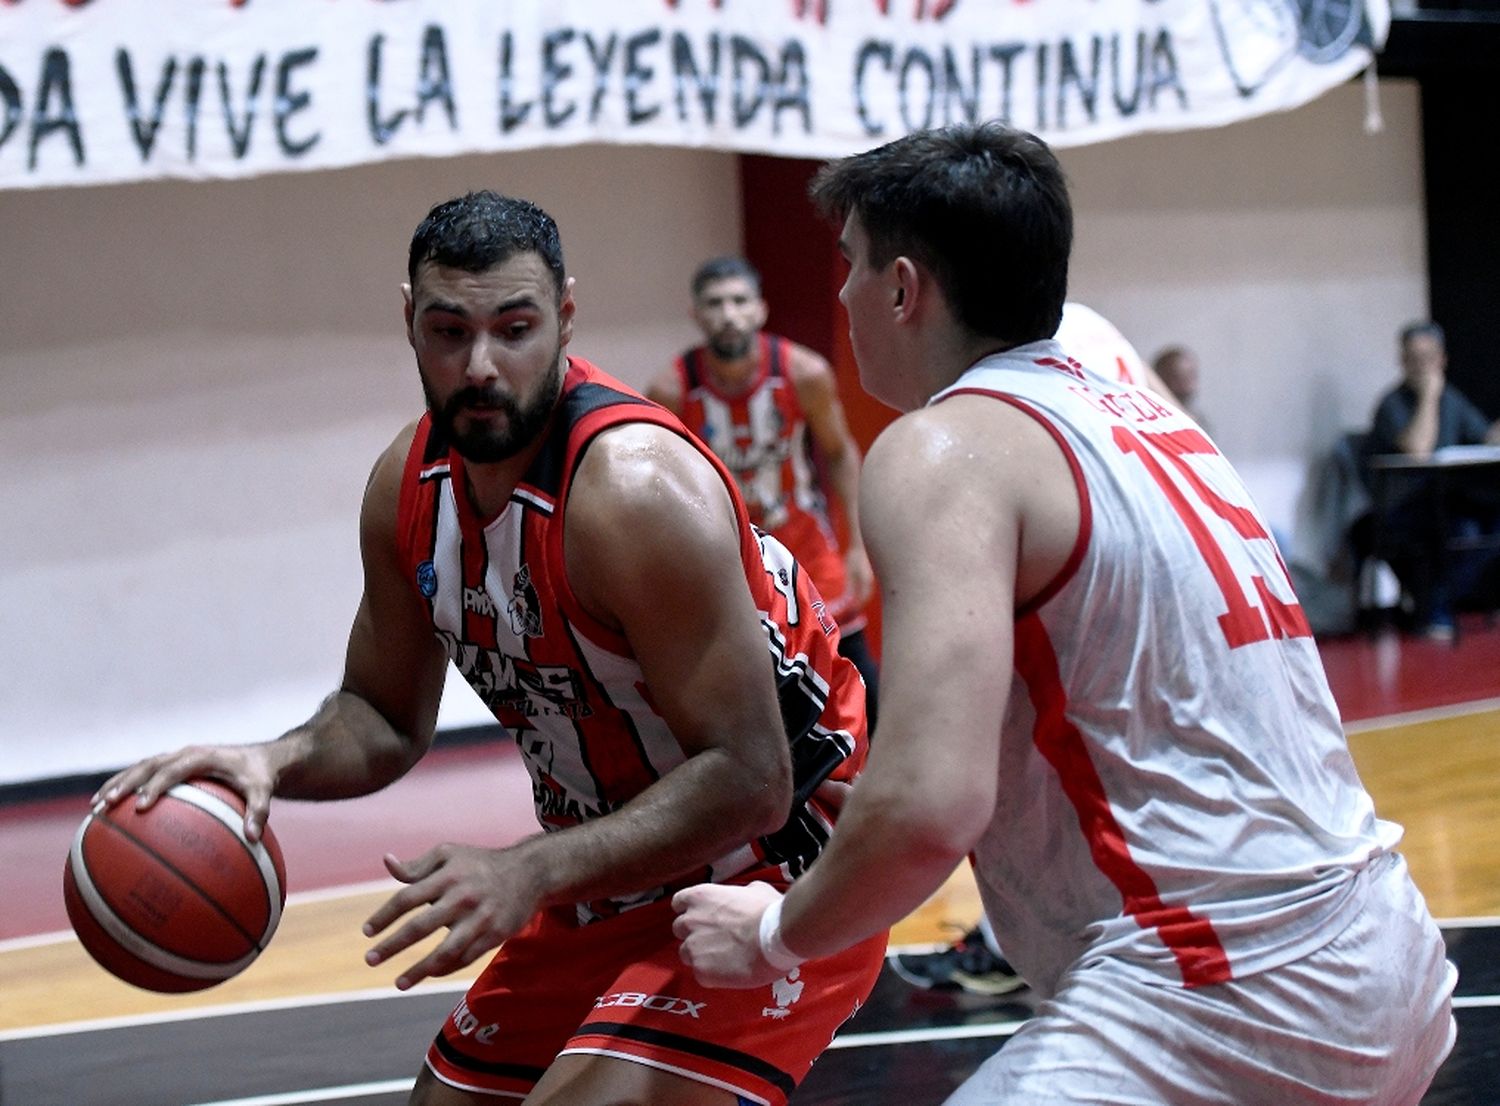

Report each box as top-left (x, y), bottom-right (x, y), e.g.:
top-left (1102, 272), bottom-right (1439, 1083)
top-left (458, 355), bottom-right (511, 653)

top-left (1151, 344), bottom-right (1212, 431)
top-left (1366, 320), bottom-right (1500, 639)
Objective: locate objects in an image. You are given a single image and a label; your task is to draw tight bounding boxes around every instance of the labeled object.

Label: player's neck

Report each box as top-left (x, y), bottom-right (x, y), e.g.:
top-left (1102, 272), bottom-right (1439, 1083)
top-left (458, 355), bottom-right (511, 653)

top-left (458, 428), bottom-right (552, 520)
top-left (701, 344), bottom-right (760, 393)
top-left (920, 332), bottom-right (1013, 403)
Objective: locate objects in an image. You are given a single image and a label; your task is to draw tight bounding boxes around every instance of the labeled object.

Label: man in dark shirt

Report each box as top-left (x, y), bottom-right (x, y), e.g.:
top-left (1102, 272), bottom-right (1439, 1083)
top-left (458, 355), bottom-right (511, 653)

top-left (1367, 320), bottom-right (1500, 638)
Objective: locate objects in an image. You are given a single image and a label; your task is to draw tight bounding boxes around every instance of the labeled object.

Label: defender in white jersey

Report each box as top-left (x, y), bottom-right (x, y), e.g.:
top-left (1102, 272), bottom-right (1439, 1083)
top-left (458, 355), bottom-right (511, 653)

top-left (885, 298), bottom-right (1178, 999)
top-left (673, 123), bottom-right (1456, 1104)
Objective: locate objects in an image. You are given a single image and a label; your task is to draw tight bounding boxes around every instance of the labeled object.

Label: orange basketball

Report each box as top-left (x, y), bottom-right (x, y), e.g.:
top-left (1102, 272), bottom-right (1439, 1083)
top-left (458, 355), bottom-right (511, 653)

top-left (62, 778), bottom-right (288, 993)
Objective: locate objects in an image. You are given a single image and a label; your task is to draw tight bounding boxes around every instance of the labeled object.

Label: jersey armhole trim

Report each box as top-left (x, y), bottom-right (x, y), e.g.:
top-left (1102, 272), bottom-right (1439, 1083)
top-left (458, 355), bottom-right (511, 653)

top-left (937, 387), bottom-right (1091, 618)
top-left (394, 416), bottom-right (438, 585)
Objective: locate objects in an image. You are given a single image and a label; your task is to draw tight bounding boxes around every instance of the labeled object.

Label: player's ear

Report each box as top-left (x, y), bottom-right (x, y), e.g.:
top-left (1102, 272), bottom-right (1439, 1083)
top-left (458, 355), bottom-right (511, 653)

top-left (892, 258), bottom-right (919, 322)
top-left (402, 283), bottom-right (416, 349)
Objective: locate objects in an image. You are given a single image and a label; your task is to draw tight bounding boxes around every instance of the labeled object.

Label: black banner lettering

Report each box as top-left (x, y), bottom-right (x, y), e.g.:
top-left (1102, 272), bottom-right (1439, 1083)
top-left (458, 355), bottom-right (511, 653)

top-left (218, 54), bottom-right (265, 159)
top-left (0, 62), bottom-right (23, 153)
top-left (31, 47), bottom-right (84, 170)
top-left (115, 49), bottom-right (175, 160)
top-left (274, 46), bottom-right (319, 156)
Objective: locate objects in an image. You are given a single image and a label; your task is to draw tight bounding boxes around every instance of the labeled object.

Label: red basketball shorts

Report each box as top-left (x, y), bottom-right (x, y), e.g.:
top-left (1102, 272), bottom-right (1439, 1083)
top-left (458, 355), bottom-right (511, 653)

top-left (424, 886), bottom-right (886, 1105)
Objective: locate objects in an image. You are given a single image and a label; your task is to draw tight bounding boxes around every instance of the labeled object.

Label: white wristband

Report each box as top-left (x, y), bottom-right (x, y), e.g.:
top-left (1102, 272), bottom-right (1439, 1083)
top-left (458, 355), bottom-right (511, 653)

top-left (757, 895), bottom-right (805, 973)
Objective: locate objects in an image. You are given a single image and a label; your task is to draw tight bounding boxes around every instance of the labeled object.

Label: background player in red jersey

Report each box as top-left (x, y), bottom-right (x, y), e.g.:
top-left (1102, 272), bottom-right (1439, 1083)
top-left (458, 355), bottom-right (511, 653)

top-left (674, 123), bottom-right (1455, 1104)
top-left (647, 257), bottom-right (881, 728)
top-left (94, 191), bottom-right (883, 1106)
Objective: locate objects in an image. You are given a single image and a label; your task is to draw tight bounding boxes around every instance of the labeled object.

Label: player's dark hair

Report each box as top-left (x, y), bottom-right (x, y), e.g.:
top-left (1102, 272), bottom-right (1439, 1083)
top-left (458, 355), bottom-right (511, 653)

top-left (408, 191), bottom-right (566, 300)
top-left (1152, 345), bottom-right (1191, 374)
top-left (810, 122), bottom-right (1072, 347)
top-left (691, 255), bottom-right (763, 300)
top-left (1399, 320), bottom-right (1445, 349)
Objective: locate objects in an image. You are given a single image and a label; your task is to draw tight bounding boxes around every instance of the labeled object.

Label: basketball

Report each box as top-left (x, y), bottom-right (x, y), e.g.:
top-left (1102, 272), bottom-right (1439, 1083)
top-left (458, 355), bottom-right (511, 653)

top-left (62, 778), bottom-right (288, 993)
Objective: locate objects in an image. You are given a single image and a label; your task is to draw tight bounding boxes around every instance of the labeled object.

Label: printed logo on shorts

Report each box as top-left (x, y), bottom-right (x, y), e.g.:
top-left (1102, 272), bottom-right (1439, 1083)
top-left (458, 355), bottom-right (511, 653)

top-left (450, 999), bottom-right (500, 1044)
top-left (595, 991), bottom-right (705, 1018)
top-left (762, 967), bottom-right (803, 1019)
top-left (416, 560), bottom-right (438, 598)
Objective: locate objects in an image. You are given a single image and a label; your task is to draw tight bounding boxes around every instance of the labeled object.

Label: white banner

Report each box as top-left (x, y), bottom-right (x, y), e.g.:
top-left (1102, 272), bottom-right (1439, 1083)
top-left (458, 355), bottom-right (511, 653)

top-left (0, 0), bottom-right (1388, 190)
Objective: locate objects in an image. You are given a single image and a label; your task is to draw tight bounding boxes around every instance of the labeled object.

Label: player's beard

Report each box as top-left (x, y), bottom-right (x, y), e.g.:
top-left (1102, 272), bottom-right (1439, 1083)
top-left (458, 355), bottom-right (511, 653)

top-left (709, 329), bottom-right (754, 361)
top-left (424, 346), bottom-right (565, 463)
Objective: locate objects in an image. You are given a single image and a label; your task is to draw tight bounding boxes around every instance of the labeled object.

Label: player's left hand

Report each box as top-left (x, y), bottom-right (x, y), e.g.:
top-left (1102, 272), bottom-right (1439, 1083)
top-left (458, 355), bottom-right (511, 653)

top-left (363, 844), bottom-right (540, 990)
top-left (671, 881), bottom-right (786, 989)
top-left (843, 544), bottom-right (875, 608)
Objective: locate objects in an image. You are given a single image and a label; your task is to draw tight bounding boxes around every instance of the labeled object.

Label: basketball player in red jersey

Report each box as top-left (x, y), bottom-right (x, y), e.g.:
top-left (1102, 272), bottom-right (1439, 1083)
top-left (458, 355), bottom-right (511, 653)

top-left (646, 258), bottom-right (880, 728)
top-left (674, 124), bottom-right (1455, 1104)
top-left (94, 192), bottom-right (884, 1106)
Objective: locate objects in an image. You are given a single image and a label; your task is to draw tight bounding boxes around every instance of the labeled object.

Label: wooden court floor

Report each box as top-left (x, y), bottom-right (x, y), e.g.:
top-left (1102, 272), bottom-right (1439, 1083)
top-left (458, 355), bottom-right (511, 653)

top-left (3, 619), bottom-right (1499, 1104)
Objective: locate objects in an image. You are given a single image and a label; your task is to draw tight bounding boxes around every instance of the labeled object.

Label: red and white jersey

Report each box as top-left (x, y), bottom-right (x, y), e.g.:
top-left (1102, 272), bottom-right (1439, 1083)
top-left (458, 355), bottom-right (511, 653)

top-left (1055, 301), bottom-right (1150, 386)
top-left (675, 335), bottom-right (858, 628)
top-left (396, 358), bottom-right (867, 924)
top-left (935, 342), bottom-right (1400, 996)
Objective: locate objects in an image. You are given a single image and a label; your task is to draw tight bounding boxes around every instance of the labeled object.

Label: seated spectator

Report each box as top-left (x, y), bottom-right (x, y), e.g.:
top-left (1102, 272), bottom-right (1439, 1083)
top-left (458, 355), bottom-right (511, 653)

top-left (1151, 344), bottom-right (1212, 431)
top-left (1366, 320), bottom-right (1500, 639)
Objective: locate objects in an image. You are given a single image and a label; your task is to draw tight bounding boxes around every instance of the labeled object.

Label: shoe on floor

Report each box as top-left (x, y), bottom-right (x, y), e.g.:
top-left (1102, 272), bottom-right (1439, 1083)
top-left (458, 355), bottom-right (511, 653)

top-left (887, 925), bottom-right (1028, 996)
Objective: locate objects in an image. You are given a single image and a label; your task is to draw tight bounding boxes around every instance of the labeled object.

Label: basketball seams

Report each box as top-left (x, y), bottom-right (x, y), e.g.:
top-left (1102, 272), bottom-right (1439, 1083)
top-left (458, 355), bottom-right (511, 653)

top-left (163, 783), bottom-right (285, 946)
top-left (66, 816), bottom-right (255, 981)
top-left (64, 780), bottom-right (288, 991)
top-left (90, 804), bottom-right (266, 955)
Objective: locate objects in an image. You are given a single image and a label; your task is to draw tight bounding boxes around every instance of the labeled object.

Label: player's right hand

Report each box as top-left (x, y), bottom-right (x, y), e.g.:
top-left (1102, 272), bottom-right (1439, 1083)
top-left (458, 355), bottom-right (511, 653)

top-left (672, 880), bottom-right (789, 989)
top-left (362, 843), bottom-right (543, 990)
top-left (91, 744), bottom-right (278, 842)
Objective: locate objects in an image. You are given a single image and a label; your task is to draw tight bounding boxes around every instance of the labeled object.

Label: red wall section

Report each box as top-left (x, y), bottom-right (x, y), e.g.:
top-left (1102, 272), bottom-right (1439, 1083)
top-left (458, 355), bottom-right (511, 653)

top-left (740, 154), bottom-right (898, 655)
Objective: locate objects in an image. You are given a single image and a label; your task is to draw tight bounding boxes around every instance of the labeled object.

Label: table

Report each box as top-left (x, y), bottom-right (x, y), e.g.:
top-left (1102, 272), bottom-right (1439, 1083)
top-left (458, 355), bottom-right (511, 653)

top-left (1365, 444), bottom-right (1500, 636)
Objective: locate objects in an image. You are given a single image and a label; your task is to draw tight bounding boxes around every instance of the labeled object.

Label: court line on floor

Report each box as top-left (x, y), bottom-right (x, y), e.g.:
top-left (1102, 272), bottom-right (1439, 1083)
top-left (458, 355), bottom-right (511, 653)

top-left (179, 1022), bottom-right (1035, 1106)
top-left (185, 1082), bottom-right (414, 1106)
top-left (1344, 697), bottom-right (1500, 735)
top-left (1436, 915), bottom-right (1500, 928)
top-left (0, 878), bottom-right (402, 954)
top-left (0, 981), bottom-right (469, 1043)
top-left (8, 918), bottom-right (1497, 1044)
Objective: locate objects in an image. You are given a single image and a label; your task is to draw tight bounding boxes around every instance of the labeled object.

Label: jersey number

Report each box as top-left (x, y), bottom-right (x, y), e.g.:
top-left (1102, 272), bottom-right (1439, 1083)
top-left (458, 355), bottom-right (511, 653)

top-left (1113, 426), bottom-right (1311, 649)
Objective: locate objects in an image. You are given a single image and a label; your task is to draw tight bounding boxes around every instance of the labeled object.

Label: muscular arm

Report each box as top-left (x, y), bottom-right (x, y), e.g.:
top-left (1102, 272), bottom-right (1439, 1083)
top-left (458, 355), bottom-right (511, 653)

top-left (789, 347), bottom-right (873, 603)
top-left (497, 424), bottom-right (794, 908)
top-left (769, 408), bottom-right (1015, 955)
